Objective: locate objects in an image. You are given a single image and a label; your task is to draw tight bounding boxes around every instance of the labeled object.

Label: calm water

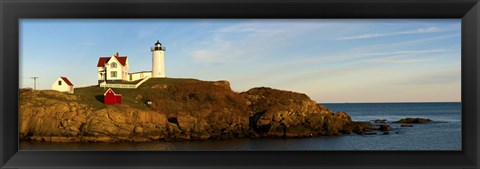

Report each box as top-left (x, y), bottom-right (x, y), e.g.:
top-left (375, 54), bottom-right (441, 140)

top-left (20, 102), bottom-right (461, 151)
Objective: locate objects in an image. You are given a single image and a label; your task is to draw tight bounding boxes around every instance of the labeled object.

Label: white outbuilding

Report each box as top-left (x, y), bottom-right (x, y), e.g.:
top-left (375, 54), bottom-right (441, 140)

top-left (51, 76), bottom-right (74, 93)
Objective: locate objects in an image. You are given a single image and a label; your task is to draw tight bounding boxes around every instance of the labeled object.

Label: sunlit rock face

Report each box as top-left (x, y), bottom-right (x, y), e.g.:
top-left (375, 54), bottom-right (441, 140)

top-left (241, 87), bottom-right (355, 138)
top-left (19, 79), bottom-right (364, 143)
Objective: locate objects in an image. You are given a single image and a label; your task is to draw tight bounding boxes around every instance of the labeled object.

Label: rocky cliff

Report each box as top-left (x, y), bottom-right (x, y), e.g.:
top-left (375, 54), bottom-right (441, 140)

top-left (242, 87), bottom-right (353, 137)
top-left (19, 78), bottom-right (369, 142)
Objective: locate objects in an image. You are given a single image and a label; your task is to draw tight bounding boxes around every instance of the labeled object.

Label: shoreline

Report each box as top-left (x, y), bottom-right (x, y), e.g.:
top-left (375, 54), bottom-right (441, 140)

top-left (20, 118), bottom-right (435, 143)
top-left (18, 79), bottom-right (446, 144)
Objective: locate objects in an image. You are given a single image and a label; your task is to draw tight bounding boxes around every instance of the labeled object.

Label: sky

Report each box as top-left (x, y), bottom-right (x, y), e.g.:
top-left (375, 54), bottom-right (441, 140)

top-left (20, 19), bottom-right (461, 103)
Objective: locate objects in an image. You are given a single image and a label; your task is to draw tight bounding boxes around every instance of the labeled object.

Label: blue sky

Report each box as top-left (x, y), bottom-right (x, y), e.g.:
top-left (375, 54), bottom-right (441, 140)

top-left (20, 19), bottom-right (461, 103)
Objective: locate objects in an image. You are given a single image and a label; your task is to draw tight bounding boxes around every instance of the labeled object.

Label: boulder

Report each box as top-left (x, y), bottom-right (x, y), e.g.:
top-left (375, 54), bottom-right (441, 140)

top-left (213, 80), bottom-right (231, 90)
top-left (177, 113), bottom-right (197, 133)
top-left (401, 124), bottom-right (414, 127)
top-left (371, 119), bottom-right (387, 123)
top-left (396, 118), bottom-right (432, 123)
top-left (377, 124), bottom-right (391, 131)
top-left (341, 122), bottom-right (373, 134)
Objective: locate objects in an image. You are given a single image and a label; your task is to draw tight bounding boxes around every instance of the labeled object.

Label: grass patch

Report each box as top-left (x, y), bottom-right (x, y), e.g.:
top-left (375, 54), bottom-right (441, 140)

top-left (138, 77), bottom-right (200, 88)
top-left (73, 78), bottom-right (236, 112)
top-left (74, 85), bottom-right (148, 110)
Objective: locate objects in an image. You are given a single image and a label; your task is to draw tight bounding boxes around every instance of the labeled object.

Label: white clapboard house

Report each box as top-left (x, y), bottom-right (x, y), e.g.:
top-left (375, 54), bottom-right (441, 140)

top-left (97, 52), bottom-right (154, 85)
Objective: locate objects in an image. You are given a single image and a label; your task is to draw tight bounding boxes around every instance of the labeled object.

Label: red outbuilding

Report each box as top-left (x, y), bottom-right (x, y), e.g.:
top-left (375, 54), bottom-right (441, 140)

top-left (104, 88), bottom-right (122, 105)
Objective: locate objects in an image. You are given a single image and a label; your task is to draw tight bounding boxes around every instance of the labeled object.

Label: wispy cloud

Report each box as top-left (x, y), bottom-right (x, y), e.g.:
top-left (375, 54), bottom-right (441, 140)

top-left (369, 58), bottom-right (434, 63)
top-left (228, 47), bottom-right (453, 92)
top-left (189, 22), bottom-right (328, 64)
top-left (138, 27), bottom-right (161, 39)
top-left (213, 23), bottom-right (287, 35)
top-left (338, 26), bottom-right (441, 40)
top-left (360, 49), bottom-right (448, 56)
top-left (274, 49), bottom-right (449, 69)
top-left (190, 38), bottom-right (241, 63)
top-left (392, 67), bottom-right (461, 85)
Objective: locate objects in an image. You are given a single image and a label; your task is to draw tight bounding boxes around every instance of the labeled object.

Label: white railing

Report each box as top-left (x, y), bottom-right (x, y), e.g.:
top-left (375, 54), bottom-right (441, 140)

top-left (150, 46), bottom-right (166, 51)
top-left (100, 83), bottom-right (136, 89)
top-left (134, 76), bottom-right (151, 88)
top-left (99, 76), bottom-right (151, 89)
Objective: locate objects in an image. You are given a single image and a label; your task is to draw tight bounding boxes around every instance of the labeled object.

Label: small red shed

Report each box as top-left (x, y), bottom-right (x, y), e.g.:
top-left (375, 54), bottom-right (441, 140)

top-left (104, 88), bottom-right (122, 105)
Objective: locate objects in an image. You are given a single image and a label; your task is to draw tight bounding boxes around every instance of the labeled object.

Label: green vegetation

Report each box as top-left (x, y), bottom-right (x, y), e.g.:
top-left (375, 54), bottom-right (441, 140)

top-left (140, 78), bottom-right (247, 119)
top-left (140, 77), bottom-right (200, 88)
top-left (74, 85), bottom-right (144, 109)
top-left (241, 87), bottom-right (312, 113)
top-left (73, 78), bottom-right (247, 118)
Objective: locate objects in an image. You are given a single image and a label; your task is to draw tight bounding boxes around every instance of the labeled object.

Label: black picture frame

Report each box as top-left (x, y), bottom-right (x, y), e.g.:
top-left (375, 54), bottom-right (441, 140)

top-left (1, 0), bottom-right (479, 168)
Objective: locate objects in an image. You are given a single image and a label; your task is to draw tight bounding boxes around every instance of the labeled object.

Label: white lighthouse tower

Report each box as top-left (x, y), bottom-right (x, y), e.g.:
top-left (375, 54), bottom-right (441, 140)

top-left (151, 40), bottom-right (166, 78)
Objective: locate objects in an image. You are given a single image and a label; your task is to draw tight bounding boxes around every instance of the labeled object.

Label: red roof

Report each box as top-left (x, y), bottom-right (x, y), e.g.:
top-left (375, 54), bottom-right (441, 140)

top-left (103, 88), bottom-right (122, 96)
top-left (97, 54), bottom-right (127, 67)
top-left (97, 57), bottom-right (110, 67)
top-left (115, 56), bottom-right (127, 66)
top-left (60, 77), bottom-right (74, 86)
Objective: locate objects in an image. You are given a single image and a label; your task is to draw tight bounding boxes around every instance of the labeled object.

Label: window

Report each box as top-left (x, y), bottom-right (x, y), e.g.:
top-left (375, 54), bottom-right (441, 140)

top-left (58, 80), bottom-right (62, 85)
top-left (111, 71), bottom-right (117, 78)
top-left (111, 62), bottom-right (117, 68)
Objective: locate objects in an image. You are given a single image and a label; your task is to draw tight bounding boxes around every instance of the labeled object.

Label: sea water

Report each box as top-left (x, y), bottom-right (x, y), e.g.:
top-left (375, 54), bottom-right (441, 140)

top-left (20, 102), bottom-right (461, 151)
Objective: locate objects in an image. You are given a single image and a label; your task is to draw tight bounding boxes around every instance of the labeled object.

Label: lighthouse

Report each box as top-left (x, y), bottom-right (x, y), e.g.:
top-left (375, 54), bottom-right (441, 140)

top-left (151, 40), bottom-right (166, 78)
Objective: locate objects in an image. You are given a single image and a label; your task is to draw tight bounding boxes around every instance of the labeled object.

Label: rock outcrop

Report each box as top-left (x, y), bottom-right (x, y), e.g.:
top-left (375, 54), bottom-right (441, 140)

top-left (241, 87), bottom-right (358, 137)
top-left (19, 79), bottom-right (371, 142)
top-left (20, 90), bottom-right (172, 142)
top-left (396, 118), bottom-right (432, 124)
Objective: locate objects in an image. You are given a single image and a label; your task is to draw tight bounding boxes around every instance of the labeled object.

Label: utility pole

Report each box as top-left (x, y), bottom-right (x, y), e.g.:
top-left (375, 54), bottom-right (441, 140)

top-left (30, 77), bottom-right (39, 90)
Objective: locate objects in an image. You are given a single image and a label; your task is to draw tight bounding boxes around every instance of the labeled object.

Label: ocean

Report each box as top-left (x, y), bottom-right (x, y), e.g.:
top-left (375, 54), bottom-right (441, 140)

top-left (20, 102), bottom-right (462, 151)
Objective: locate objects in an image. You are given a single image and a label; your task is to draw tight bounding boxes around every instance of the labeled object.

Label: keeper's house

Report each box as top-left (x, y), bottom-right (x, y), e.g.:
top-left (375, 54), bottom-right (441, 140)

top-left (97, 52), bottom-right (153, 85)
top-left (97, 52), bottom-right (129, 84)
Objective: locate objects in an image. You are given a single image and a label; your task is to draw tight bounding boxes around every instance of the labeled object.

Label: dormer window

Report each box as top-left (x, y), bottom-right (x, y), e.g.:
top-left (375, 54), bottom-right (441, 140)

top-left (111, 62), bottom-right (117, 68)
top-left (58, 81), bottom-right (62, 85)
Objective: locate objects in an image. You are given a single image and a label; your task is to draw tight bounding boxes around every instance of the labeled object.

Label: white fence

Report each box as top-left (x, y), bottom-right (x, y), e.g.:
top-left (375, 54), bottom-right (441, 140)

top-left (135, 76), bottom-right (151, 88)
top-left (100, 76), bottom-right (151, 89)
